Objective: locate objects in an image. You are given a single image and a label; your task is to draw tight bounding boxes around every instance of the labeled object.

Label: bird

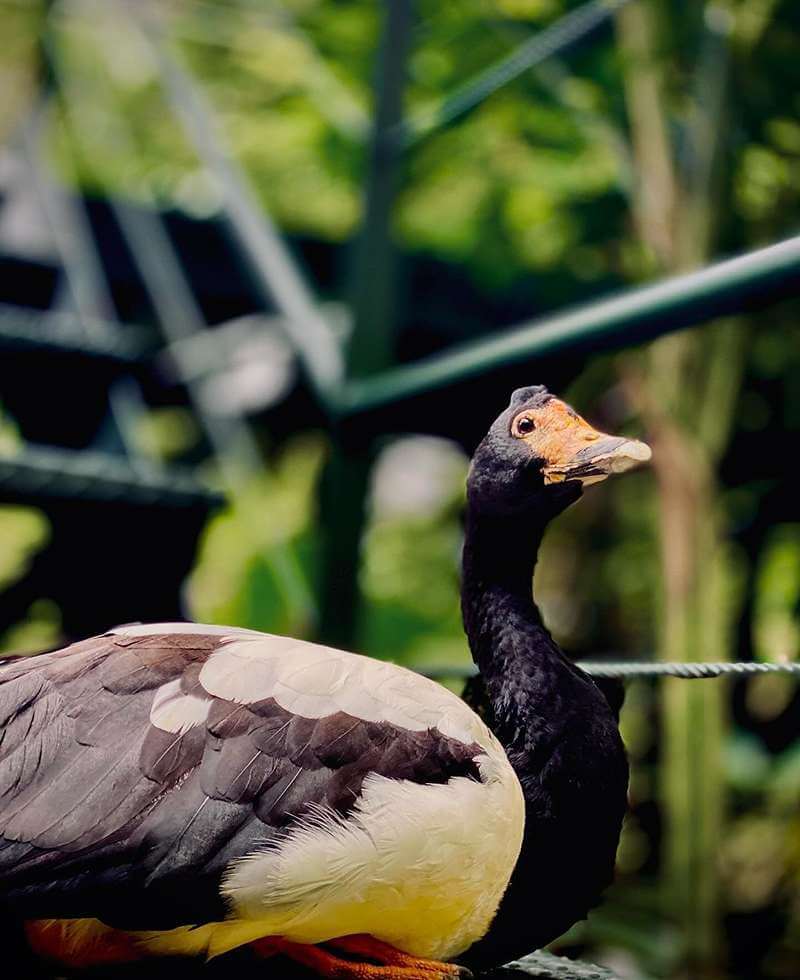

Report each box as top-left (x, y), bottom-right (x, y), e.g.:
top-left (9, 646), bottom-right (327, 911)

top-left (0, 385), bottom-right (649, 979)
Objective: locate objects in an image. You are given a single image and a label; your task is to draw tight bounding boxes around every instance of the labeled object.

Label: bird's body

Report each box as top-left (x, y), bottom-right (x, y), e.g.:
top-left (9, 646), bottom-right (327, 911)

top-left (0, 386), bottom-right (646, 976)
top-left (0, 623), bottom-right (522, 965)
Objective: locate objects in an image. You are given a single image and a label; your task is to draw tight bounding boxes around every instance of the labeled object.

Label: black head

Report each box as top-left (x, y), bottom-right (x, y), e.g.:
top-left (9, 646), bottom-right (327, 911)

top-left (466, 385), bottom-right (651, 519)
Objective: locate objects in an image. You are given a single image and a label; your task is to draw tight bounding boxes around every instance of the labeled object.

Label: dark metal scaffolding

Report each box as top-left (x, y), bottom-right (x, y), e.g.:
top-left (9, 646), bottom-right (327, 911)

top-left (2, 0), bottom-right (799, 650)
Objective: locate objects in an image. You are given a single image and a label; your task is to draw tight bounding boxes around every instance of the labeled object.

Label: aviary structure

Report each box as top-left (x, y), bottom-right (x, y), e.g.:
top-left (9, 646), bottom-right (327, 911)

top-left (0, 386), bottom-right (647, 978)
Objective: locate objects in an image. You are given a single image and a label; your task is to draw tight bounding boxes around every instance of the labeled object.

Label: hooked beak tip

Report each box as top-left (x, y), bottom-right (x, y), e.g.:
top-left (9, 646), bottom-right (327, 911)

top-left (543, 435), bottom-right (651, 485)
top-left (609, 437), bottom-right (652, 469)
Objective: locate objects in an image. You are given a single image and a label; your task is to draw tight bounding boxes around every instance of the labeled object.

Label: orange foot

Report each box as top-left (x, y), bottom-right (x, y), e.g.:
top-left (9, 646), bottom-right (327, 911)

top-left (24, 919), bottom-right (142, 968)
top-left (251, 934), bottom-right (471, 980)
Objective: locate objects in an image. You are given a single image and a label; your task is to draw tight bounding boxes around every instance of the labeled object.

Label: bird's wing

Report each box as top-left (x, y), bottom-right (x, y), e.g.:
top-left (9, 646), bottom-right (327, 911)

top-left (0, 623), bottom-right (491, 930)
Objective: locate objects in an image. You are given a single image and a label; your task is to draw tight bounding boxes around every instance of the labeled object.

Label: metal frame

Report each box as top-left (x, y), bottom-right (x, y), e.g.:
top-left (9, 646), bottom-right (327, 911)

top-left (335, 234), bottom-right (800, 418)
top-left (0, 304), bottom-right (151, 360)
top-left (2, 0), bottom-right (799, 649)
top-left (0, 444), bottom-right (220, 507)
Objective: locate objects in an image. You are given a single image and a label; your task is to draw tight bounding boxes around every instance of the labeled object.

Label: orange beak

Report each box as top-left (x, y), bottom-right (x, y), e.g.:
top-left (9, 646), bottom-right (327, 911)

top-left (515, 398), bottom-right (651, 486)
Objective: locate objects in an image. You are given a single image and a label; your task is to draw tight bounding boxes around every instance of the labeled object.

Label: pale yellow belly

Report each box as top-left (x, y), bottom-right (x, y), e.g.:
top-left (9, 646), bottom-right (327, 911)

top-left (28, 747), bottom-right (524, 966)
top-left (213, 765), bottom-right (525, 960)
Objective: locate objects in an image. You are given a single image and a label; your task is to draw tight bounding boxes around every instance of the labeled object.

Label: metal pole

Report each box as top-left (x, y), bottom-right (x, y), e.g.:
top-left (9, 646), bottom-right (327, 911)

top-left (317, 0), bottom-right (414, 648)
top-left (0, 304), bottom-right (149, 360)
top-left (338, 234), bottom-right (800, 417)
top-left (346, 0), bottom-right (413, 378)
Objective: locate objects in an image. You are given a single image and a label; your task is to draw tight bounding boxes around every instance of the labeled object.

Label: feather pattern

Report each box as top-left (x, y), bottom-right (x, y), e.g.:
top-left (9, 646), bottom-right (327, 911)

top-left (0, 623), bottom-right (524, 960)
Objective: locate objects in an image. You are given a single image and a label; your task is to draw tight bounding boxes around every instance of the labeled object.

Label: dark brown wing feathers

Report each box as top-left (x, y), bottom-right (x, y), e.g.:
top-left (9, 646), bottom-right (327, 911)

top-left (0, 631), bottom-right (482, 927)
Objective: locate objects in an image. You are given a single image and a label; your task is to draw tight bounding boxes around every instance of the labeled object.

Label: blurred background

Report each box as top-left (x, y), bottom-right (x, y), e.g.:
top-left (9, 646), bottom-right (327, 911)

top-left (1, 1), bottom-right (799, 978)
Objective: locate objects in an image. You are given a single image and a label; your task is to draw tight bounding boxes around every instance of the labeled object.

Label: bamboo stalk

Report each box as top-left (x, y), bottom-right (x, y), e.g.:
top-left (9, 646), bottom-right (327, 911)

top-left (615, 3), bottom-right (743, 974)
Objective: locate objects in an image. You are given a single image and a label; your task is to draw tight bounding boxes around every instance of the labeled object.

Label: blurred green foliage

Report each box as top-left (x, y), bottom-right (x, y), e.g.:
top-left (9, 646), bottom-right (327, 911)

top-left (188, 433), bottom-right (326, 634)
top-left (753, 526), bottom-right (800, 663)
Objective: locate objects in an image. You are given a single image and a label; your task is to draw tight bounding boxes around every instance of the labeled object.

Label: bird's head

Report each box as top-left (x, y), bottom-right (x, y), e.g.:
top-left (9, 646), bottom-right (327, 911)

top-left (466, 385), bottom-right (651, 519)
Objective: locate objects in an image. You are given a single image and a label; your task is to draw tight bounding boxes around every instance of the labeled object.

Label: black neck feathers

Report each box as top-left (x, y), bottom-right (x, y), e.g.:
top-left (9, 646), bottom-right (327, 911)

top-left (460, 488), bottom-right (599, 761)
top-left (458, 423), bottom-right (629, 970)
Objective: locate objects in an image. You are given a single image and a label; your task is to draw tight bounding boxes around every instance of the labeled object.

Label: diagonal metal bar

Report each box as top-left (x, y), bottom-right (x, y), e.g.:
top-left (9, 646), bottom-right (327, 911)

top-left (17, 99), bottom-right (116, 332)
top-left (0, 444), bottom-right (221, 507)
top-left (22, 2), bottom-right (117, 329)
top-left (111, 200), bottom-right (317, 625)
top-left (37, 10), bottom-right (180, 463)
top-left (0, 304), bottom-right (152, 360)
top-left (396, 0), bottom-right (630, 148)
top-left (46, 2), bottom-right (317, 624)
top-left (120, 1), bottom-right (344, 404)
top-left (33, 7), bottom-right (184, 464)
top-left (337, 234), bottom-right (800, 418)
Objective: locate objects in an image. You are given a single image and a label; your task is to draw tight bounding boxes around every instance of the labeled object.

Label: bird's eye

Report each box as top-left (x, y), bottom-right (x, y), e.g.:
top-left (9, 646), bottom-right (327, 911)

top-left (513, 415), bottom-right (535, 437)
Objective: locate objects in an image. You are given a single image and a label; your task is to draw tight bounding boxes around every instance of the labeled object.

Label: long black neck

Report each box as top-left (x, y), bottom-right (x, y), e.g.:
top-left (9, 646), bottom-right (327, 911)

top-left (461, 494), bottom-right (582, 759)
top-left (459, 491), bottom-right (630, 972)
